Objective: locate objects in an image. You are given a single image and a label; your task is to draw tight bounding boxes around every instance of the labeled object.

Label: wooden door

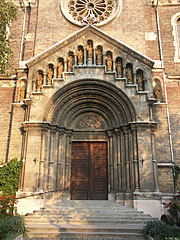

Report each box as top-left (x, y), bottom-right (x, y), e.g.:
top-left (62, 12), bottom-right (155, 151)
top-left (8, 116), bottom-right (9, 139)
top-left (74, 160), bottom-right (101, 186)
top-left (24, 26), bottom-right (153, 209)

top-left (71, 142), bottom-right (107, 200)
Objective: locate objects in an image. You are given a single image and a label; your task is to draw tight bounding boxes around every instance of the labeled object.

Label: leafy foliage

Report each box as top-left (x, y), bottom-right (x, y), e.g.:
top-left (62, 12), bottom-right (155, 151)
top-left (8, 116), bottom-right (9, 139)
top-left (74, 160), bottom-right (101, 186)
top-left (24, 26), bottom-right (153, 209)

top-left (0, 214), bottom-right (27, 239)
top-left (0, 159), bottom-right (22, 195)
top-left (143, 220), bottom-right (173, 240)
top-left (0, 194), bottom-right (17, 220)
top-left (0, 0), bottom-right (17, 74)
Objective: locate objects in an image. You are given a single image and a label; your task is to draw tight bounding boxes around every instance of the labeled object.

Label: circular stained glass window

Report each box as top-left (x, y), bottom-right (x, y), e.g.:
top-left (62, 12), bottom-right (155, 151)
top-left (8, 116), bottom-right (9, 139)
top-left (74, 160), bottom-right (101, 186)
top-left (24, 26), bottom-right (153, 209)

top-left (59, 0), bottom-right (122, 26)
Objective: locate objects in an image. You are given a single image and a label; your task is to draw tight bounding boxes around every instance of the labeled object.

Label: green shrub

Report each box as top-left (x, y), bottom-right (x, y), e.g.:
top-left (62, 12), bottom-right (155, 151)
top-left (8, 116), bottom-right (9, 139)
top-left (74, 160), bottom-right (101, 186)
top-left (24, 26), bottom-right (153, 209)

top-left (0, 215), bottom-right (27, 239)
top-left (143, 220), bottom-right (173, 240)
top-left (0, 159), bottom-right (22, 195)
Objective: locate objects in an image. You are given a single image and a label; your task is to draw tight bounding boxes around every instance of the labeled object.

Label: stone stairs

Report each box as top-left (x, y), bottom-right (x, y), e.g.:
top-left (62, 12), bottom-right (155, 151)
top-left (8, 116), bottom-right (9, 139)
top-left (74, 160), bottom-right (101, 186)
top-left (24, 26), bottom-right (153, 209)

top-left (25, 200), bottom-right (152, 239)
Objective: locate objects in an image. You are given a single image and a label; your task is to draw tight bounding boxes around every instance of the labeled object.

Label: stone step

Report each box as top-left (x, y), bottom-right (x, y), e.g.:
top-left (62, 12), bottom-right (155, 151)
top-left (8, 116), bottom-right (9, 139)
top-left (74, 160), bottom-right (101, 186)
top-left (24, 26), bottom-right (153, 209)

top-left (27, 223), bottom-right (144, 233)
top-left (25, 219), bottom-right (150, 225)
top-left (27, 224), bottom-right (145, 239)
top-left (27, 232), bottom-right (145, 239)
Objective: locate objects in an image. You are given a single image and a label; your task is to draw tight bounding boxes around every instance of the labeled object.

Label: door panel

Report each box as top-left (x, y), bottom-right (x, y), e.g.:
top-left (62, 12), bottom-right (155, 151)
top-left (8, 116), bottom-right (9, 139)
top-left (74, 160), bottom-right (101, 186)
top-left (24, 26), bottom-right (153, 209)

top-left (90, 143), bottom-right (107, 200)
top-left (71, 142), bottom-right (89, 200)
top-left (71, 142), bottom-right (107, 200)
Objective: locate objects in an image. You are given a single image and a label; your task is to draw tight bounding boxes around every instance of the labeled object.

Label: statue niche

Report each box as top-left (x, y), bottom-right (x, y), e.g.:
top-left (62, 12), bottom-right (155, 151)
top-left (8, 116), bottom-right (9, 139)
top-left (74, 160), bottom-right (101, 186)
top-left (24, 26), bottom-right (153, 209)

top-left (77, 46), bottom-right (84, 65)
top-left (96, 46), bottom-right (103, 65)
top-left (106, 51), bottom-right (113, 71)
top-left (153, 79), bottom-right (161, 101)
top-left (67, 52), bottom-right (74, 72)
top-left (116, 57), bottom-right (122, 78)
top-left (36, 70), bottom-right (43, 92)
top-left (19, 81), bottom-right (26, 102)
top-left (126, 63), bottom-right (133, 83)
top-left (58, 58), bottom-right (64, 78)
top-left (47, 64), bottom-right (54, 85)
top-left (136, 69), bottom-right (144, 91)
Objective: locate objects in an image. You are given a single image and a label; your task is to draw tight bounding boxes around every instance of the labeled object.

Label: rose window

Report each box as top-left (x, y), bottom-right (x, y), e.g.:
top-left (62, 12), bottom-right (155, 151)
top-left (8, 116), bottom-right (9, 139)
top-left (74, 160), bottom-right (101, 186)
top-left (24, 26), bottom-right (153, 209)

top-left (59, 0), bottom-right (121, 26)
top-left (68, 0), bottom-right (114, 25)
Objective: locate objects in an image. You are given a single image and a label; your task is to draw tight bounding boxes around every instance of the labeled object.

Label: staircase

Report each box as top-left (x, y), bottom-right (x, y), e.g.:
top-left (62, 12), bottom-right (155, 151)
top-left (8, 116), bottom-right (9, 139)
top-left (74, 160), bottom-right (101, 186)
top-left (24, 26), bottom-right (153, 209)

top-left (25, 200), bottom-right (152, 239)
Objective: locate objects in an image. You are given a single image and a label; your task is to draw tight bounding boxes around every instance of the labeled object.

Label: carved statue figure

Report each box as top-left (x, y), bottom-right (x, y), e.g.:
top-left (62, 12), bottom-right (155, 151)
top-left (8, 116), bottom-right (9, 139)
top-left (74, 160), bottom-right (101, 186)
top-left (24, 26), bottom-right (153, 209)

top-left (77, 49), bottom-right (83, 65)
top-left (47, 67), bottom-right (53, 85)
top-left (58, 61), bottom-right (64, 78)
top-left (96, 48), bottom-right (102, 65)
top-left (87, 44), bottom-right (93, 60)
top-left (154, 82), bottom-right (161, 100)
top-left (116, 61), bottom-right (122, 77)
top-left (106, 55), bottom-right (112, 71)
top-left (136, 73), bottom-right (143, 91)
top-left (67, 55), bottom-right (73, 72)
top-left (19, 85), bottom-right (25, 102)
top-left (126, 67), bottom-right (133, 83)
top-left (36, 72), bottom-right (43, 91)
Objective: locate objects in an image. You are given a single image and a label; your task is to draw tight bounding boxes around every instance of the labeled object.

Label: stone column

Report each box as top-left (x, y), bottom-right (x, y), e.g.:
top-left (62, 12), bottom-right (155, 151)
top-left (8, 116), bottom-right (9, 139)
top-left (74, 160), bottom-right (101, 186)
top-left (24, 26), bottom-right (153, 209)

top-left (53, 131), bottom-right (59, 190)
top-left (124, 128), bottom-right (131, 191)
top-left (151, 128), bottom-right (159, 192)
top-left (131, 125), bottom-right (140, 191)
top-left (113, 131), bottom-right (118, 191)
top-left (64, 60), bottom-right (67, 72)
top-left (74, 55), bottom-right (77, 66)
top-left (38, 129), bottom-right (46, 191)
top-left (56, 132), bottom-right (63, 190)
top-left (64, 131), bottom-right (72, 190)
top-left (108, 131), bottom-right (114, 192)
top-left (47, 131), bottom-right (55, 190)
top-left (117, 131), bottom-right (122, 191)
top-left (19, 125), bottom-right (28, 190)
top-left (120, 130), bottom-right (126, 191)
top-left (53, 66), bottom-right (57, 79)
top-left (84, 47), bottom-right (87, 66)
top-left (103, 54), bottom-right (106, 65)
top-left (43, 72), bottom-right (47, 86)
top-left (113, 59), bottom-right (116, 72)
top-left (122, 66), bottom-right (126, 78)
top-left (93, 49), bottom-right (96, 65)
top-left (133, 71), bottom-right (136, 84)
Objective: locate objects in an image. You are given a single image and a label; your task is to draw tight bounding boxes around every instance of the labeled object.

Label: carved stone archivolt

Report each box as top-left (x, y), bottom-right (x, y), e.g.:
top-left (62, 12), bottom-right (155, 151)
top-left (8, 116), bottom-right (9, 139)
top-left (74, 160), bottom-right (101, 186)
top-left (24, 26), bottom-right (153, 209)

top-left (43, 79), bottom-right (136, 128)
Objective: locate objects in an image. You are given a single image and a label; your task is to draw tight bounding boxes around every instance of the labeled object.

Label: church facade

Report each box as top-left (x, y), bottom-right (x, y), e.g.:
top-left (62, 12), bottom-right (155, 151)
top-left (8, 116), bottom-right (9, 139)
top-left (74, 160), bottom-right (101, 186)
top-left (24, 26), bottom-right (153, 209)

top-left (0, 0), bottom-right (180, 217)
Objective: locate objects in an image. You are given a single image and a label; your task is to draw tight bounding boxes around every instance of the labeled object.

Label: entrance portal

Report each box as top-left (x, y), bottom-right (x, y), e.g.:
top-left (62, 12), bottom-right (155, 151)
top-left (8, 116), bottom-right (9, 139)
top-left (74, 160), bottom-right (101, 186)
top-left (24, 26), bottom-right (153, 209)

top-left (71, 142), bottom-right (108, 200)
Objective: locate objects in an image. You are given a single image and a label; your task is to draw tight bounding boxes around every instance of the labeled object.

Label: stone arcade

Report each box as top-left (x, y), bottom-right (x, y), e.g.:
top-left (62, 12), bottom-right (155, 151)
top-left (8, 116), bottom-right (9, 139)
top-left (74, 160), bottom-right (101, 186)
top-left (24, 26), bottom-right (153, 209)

top-left (17, 25), bottom-right (161, 216)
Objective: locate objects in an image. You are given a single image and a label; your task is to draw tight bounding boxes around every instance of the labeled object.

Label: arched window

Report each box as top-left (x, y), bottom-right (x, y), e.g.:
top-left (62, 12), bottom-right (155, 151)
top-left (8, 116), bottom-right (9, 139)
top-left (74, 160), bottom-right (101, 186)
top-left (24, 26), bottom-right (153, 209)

top-left (177, 18), bottom-right (180, 53)
top-left (171, 13), bottom-right (180, 62)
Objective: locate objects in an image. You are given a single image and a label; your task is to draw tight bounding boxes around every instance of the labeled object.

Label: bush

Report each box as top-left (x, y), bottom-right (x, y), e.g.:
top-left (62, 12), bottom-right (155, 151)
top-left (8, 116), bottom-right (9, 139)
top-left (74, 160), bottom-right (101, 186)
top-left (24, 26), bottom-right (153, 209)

top-left (0, 159), bottom-right (22, 195)
top-left (0, 215), bottom-right (27, 239)
top-left (143, 220), bottom-right (173, 240)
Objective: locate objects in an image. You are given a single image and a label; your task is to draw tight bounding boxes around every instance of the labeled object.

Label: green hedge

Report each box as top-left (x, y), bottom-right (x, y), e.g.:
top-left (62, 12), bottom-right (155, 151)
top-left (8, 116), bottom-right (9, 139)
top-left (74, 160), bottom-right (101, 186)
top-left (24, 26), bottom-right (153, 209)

top-left (0, 159), bottom-right (22, 195)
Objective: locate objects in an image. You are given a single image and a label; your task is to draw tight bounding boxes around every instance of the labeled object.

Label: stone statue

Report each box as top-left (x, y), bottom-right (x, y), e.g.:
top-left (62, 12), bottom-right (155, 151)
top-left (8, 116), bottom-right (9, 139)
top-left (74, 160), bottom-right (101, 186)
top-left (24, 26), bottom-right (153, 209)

top-left (136, 73), bottom-right (143, 91)
top-left (116, 61), bottom-right (122, 77)
top-left (106, 55), bottom-right (112, 71)
top-left (96, 48), bottom-right (102, 65)
top-left (58, 61), bottom-right (64, 78)
top-left (77, 49), bottom-right (83, 65)
top-left (126, 67), bottom-right (133, 83)
top-left (67, 55), bottom-right (73, 72)
top-left (36, 72), bottom-right (43, 91)
top-left (87, 44), bottom-right (93, 60)
top-left (19, 85), bottom-right (25, 102)
top-left (47, 67), bottom-right (53, 85)
top-left (154, 82), bottom-right (161, 100)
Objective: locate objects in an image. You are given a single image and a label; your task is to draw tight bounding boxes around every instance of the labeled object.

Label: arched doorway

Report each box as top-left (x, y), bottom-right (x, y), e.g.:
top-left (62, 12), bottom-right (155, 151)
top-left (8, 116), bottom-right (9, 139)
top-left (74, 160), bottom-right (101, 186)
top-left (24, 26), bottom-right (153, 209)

top-left (42, 79), bottom-right (140, 200)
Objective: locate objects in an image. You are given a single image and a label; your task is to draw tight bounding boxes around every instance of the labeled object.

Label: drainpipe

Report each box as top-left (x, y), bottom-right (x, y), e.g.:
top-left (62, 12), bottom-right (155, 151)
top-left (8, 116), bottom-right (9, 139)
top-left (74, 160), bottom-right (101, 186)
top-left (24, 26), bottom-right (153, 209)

top-left (154, 0), bottom-right (176, 191)
top-left (19, 0), bottom-right (26, 66)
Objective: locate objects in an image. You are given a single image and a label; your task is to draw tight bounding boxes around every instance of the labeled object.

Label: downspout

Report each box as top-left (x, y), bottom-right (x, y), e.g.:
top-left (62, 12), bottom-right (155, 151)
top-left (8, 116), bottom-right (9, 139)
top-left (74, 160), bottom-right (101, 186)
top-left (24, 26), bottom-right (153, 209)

top-left (154, 0), bottom-right (176, 191)
top-left (19, 0), bottom-right (26, 66)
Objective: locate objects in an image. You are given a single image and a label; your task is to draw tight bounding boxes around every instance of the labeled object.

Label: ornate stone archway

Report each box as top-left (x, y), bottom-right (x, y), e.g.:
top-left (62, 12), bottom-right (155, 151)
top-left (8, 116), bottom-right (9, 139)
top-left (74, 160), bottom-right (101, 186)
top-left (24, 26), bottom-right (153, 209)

top-left (37, 79), bottom-right (140, 200)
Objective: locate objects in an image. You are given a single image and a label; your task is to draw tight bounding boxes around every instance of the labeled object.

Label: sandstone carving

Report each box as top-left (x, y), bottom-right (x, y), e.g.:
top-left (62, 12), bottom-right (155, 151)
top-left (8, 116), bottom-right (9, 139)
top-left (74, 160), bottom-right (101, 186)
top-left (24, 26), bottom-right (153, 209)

top-left (106, 55), bottom-right (112, 71)
top-left (58, 61), bottom-right (64, 78)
